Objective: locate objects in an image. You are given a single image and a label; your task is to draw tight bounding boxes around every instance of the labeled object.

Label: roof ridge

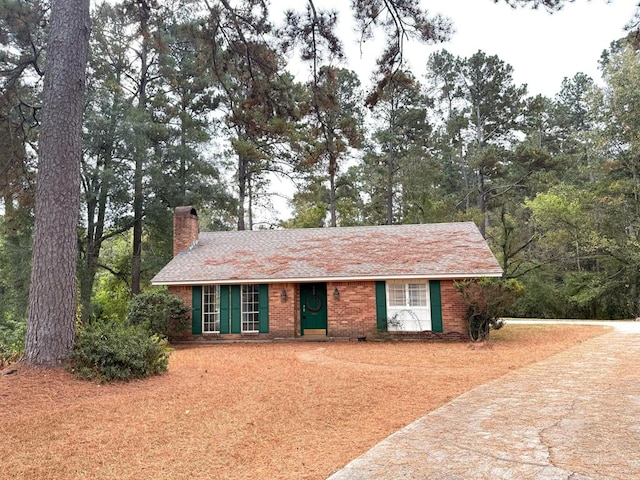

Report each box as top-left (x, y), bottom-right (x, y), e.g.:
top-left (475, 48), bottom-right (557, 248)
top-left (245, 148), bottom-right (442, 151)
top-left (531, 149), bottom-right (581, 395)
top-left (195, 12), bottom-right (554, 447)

top-left (199, 221), bottom-right (475, 235)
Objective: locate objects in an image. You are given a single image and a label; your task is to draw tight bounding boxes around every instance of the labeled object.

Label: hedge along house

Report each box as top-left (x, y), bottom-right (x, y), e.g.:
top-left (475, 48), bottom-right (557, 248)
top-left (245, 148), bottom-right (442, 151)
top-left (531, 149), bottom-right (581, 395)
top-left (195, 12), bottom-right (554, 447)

top-left (151, 206), bottom-right (503, 340)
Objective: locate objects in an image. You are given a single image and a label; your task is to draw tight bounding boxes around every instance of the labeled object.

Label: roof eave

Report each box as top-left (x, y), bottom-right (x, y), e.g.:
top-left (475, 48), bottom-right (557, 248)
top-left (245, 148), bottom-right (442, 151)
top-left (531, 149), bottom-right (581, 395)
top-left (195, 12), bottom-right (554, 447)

top-left (151, 271), bottom-right (503, 286)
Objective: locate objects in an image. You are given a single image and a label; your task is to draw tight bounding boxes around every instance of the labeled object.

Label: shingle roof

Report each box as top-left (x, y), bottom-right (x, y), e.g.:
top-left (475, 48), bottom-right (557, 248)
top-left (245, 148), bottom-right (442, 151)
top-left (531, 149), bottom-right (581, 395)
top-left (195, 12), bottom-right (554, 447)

top-left (151, 222), bottom-right (503, 285)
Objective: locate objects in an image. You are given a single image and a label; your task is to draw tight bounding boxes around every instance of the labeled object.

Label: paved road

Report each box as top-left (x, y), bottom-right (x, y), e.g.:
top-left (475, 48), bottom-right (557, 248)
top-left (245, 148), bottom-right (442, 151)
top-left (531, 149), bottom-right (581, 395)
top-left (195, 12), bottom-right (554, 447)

top-left (328, 321), bottom-right (640, 480)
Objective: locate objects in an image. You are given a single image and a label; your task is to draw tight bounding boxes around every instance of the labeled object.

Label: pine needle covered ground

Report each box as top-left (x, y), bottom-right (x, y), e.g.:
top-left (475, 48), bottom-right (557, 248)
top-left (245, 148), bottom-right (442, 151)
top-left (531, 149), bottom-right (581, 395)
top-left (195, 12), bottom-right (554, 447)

top-left (0, 324), bottom-right (608, 480)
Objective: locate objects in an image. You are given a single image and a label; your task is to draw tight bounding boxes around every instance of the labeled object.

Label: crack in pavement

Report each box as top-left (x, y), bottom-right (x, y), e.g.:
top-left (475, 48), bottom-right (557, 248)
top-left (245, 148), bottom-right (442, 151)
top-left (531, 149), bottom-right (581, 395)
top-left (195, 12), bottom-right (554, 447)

top-left (539, 398), bottom-right (579, 470)
top-left (329, 326), bottom-right (640, 480)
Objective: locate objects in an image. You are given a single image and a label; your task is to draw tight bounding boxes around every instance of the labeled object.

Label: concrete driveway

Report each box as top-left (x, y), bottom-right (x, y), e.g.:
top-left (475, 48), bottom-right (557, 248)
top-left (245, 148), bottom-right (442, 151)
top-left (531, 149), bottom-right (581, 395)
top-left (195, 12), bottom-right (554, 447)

top-left (328, 321), bottom-right (640, 480)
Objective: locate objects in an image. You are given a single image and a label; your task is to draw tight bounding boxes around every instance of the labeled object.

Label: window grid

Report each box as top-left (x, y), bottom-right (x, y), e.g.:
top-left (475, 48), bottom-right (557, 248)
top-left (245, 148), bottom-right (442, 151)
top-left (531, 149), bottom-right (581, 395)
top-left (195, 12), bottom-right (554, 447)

top-left (388, 283), bottom-right (406, 307)
top-left (242, 284), bottom-right (260, 333)
top-left (408, 284), bottom-right (427, 307)
top-left (203, 285), bottom-right (220, 333)
top-left (388, 282), bottom-right (428, 307)
top-left (386, 281), bottom-right (431, 332)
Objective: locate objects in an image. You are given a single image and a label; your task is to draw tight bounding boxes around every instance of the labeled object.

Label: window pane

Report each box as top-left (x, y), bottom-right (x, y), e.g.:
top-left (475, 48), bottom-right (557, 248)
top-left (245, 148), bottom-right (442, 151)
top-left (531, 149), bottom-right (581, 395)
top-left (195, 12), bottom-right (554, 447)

top-left (242, 284), bottom-right (259, 332)
top-left (203, 285), bottom-right (220, 332)
top-left (388, 283), bottom-right (406, 307)
top-left (386, 282), bottom-right (431, 332)
top-left (408, 284), bottom-right (427, 307)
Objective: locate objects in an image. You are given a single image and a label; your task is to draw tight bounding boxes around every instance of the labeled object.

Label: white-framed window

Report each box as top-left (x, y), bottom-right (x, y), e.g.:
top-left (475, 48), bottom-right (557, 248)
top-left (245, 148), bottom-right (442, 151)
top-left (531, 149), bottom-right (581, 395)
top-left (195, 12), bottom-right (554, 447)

top-left (242, 284), bottom-right (260, 333)
top-left (386, 281), bottom-right (431, 332)
top-left (203, 285), bottom-right (220, 333)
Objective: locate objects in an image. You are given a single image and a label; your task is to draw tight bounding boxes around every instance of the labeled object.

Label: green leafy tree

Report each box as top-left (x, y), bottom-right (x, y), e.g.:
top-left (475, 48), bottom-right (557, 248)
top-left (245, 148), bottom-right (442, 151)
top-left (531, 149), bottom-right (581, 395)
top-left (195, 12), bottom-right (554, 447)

top-left (91, 233), bottom-right (133, 321)
top-left (486, 144), bottom-right (551, 279)
top-left (595, 44), bottom-right (640, 222)
top-left (124, 0), bottom-right (160, 295)
top-left (522, 183), bottom-right (634, 318)
top-left (283, 179), bottom-right (329, 228)
top-left (80, 0), bottom-right (228, 309)
top-left (365, 70), bottom-right (433, 225)
top-left (525, 185), bottom-right (593, 272)
top-left (461, 51), bottom-right (528, 236)
top-left (581, 42), bottom-right (640, 317)
top-left (301, 66), bottom-right (364, 227)
top-left (0, 0), bottom-right (45, 328)
top-left (199, 0), bottom-right (306, 230)
top-left (425, 50), bottom-right (529, 236)
top-left (0, 89), bottom-right (36, 327)
top-left (142, 6), bottom-right (232, 272)
top-left (551, 73), bottom-right (598, 184)
top-left (0, 0), bottom-right (48, 85)
top-left (79, 2), bottom-right (135, 321)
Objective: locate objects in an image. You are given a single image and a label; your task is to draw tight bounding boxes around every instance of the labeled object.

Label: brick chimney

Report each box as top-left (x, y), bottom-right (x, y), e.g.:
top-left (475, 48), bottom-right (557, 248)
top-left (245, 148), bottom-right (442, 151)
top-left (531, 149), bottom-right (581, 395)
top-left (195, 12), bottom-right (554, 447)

top-left (173, 206), bottom-right (199, 256)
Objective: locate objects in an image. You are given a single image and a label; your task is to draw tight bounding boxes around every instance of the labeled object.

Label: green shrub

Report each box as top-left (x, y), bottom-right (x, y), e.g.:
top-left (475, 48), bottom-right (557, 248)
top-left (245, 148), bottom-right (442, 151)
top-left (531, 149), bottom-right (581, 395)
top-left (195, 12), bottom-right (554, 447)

top-left (127, 290), bottom-right (189, 338)
top-left (0, 320), bottom-right (25, 368)
top-left (0, 340), bottom-right (23, 369)
top-left (70, 321), bottom-right (170, 382)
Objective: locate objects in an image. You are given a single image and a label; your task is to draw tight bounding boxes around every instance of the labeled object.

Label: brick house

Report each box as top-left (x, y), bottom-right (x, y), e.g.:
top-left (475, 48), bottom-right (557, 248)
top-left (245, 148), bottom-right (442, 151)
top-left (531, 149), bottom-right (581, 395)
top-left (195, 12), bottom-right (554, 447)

top-left (151, 206), bottom-right (503, 341)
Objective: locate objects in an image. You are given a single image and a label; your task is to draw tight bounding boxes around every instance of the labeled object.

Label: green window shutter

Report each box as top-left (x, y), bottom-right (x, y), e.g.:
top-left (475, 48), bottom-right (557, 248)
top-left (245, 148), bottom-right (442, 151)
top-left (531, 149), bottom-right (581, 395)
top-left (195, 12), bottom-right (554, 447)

top-left (258, 284), bottom-right (269, 333)
top-left (375, 281), bottom-right (387, 332)
top-left (430, 280), bottom-right (443, 333)
top-left (192, 286), bottom-right (202, 335)
top-left (220, 285), bottom-right (230, 334)
top-left (231, 285), bottom-right (241, 334)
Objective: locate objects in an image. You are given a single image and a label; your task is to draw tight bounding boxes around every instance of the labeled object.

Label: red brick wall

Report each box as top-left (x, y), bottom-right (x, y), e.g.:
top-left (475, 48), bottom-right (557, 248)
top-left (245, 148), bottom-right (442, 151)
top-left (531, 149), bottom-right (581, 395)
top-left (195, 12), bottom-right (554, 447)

top-left (268, 283), bottom-right (299, 337)
top-left (326, 281), bottom-right (377, 338)
top-left (440, 280), bottom-right (469, 335)
top-left (171, 283), bottom-right (300, 340)
top-left (173, 206), bottom-right (199, 256)
top-left (168, 280), bottom-right (469, 341)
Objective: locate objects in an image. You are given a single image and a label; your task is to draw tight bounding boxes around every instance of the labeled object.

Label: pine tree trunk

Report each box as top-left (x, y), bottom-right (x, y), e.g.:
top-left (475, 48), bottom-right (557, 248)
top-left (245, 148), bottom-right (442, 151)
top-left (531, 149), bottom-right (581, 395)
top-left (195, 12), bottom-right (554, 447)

top-left (80, 91), bottom-right (118, 321)
top-left (237, 154), bottom-right (247, 231)
top-left (477, 167), bottom-right (488, 238)
top-left (131, 1), bottom-right (150, 295)
top-left (131, 113), bottom-right (144, 295)
top-left (132, 157), bottom-right (143, 294)
top-left (329, 153), bottom-right (337, 228)
top-left (80, 188), bottom-right (106, 321)
top-left (386, 152), bottom-right (394, 225)
top-left (247, 174), bottom-right (253, 231)
top-left (24, 0), bottom-right (90, 366)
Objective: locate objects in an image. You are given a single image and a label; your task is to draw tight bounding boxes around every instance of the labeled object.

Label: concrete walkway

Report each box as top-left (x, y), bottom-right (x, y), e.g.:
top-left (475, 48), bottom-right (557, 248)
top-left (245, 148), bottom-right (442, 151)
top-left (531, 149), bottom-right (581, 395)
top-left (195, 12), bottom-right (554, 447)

top-left (328, 321), bottom-right (640, 480)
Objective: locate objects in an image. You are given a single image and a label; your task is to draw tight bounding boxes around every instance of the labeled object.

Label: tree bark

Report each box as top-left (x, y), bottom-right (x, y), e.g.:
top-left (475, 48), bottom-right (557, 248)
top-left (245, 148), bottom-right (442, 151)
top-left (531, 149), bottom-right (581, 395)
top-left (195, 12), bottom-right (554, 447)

top-left (328, 153), bottom-right (337, 227)
top-left (237, 154), bottom-right (247, 231)
top-left (131, 0), bottom-right (151, 295)
top-left (80, 148), bottom-right (111, 322)
top-left (386, 152), bottom-right (394, 225)
top-left (132, 155), bottom-right (143, 294)
top-left (24, 0), bottom-right (90, 366)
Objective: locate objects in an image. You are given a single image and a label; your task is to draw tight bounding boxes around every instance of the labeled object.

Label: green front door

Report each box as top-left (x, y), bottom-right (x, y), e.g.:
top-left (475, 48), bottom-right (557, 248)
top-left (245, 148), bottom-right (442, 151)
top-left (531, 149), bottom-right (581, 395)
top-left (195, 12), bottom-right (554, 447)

top-left (300, 283), bottom-right (328, 335)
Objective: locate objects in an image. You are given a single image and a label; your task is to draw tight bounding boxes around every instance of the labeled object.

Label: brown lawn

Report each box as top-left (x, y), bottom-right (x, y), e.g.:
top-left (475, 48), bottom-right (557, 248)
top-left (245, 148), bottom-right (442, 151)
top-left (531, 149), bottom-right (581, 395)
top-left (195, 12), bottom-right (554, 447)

top-left (0, 324), bottom-right (609, 480)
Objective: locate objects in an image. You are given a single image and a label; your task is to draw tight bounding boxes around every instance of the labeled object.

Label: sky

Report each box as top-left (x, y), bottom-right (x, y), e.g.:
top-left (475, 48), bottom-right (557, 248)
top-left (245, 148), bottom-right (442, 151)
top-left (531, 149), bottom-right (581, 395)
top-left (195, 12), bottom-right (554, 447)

top-left (274, 0), bottom-right (639, 97)
top-left (416, 0), bottom-right (638, 97)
